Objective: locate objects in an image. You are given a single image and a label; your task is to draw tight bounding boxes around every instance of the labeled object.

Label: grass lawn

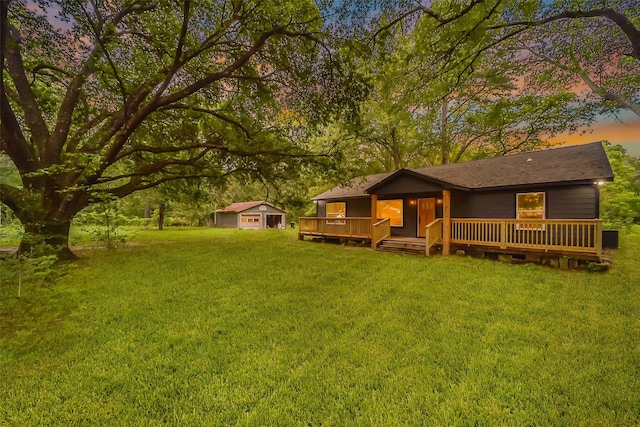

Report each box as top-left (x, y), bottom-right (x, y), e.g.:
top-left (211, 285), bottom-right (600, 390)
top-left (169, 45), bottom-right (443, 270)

top-left (1, 227), bottom-right (640, 425)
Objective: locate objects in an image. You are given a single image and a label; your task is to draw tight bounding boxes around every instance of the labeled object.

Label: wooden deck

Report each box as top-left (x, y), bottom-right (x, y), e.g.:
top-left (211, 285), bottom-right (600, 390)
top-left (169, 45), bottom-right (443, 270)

top-left (298, 217), bottom-right (391, 249)
top-left (298, 217), bottom-right (371, 239)
top-left (298, 217), bottom-right (604, 261)
top-left (450, 218), bottom-right (602, 259)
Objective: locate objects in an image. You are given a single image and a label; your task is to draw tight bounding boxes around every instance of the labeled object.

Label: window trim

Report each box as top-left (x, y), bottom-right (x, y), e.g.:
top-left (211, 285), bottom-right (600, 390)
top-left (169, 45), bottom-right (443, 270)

top-left (516, 192), bottom-right (545, 230)
top-left (377, 199), bottom-right (404, 227)
top-left (326, 201), bottom-right (346, 225)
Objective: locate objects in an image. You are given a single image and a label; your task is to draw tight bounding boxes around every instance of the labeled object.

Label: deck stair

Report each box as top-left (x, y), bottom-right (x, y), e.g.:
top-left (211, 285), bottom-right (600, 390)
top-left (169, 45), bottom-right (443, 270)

top-left (376, 238), bottom-right (426, 256)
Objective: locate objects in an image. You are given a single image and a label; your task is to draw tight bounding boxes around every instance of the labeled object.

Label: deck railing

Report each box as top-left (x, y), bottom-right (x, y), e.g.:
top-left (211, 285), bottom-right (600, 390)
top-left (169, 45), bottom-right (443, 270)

top-left (372, 218), bottom-right (391, 248)
top-left (299, 217), bottom-right (372, 239)
top-left (424, 218), bottom-right (443, 256)
top-left (300, 216), bottom-right (603, 258)
top-left (450, 218), bottom-right (602, 257)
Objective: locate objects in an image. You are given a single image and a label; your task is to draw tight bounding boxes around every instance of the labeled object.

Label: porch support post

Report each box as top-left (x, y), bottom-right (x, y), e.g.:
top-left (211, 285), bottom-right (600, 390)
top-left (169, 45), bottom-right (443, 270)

top-left (442, 190), bottom-right (451, 256)
top-left (371, 194), bottom-right (378, 249)
top-left (596, 219), bottom-right (602, 259)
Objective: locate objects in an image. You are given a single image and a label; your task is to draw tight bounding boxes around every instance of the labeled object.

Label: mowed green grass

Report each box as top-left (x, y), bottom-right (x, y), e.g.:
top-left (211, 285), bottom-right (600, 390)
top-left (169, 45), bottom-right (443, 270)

top-left (2, 227), bottom-right (640, 425)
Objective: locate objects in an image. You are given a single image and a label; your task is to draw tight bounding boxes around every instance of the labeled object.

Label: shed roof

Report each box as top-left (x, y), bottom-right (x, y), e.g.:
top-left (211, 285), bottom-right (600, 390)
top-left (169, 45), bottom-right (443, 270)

top-left (215, 200), bottom-right (284, 213)
top-left (314, 142), bottom-right (613, 200)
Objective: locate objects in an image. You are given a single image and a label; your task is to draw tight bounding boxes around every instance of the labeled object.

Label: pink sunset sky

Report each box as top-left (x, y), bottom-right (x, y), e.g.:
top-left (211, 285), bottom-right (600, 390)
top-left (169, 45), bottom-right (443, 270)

top-left (552, 111), bottom-right (640, 156)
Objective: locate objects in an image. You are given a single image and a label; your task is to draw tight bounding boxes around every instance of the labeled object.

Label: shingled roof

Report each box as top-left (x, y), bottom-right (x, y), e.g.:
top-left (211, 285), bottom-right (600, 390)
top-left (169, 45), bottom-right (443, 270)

top-left (314, 142), bottom-right (613, 200)
top-left (312, 171), bottom-right (393, 200)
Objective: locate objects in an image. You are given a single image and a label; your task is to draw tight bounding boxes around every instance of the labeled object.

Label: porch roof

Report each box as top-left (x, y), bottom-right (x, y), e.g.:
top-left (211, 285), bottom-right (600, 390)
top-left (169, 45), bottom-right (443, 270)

top-left (313, 142), bottom-right (613, 200)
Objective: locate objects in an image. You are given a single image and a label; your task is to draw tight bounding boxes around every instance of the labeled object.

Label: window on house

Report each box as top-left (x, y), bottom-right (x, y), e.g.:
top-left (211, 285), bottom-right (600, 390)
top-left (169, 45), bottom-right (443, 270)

top-left (377, 199), bottom-right (403, 227)
top-left (517, 192), bottom-right (545, 229)
top-left (326, 202), bottom-right (346, 224)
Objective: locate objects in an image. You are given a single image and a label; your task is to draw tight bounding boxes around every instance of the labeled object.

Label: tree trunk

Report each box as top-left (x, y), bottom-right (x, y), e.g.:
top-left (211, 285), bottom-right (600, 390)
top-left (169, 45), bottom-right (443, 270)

top-left (6, 181), bottom-right (88, 261)
top-left (158, 203), bottom-right (165, 230)
top-left (441, 98), bottom-right (450, 165)
top-left (19, 218), bottom-right (76, 260)
top-left (390, 127), bottom-right (403, 171)
top-left (144, 202), bottom-right (152, 218)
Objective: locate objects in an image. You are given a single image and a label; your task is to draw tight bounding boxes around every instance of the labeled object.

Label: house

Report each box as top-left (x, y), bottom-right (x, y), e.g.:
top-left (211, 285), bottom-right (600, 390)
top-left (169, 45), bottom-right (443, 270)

top-left (299, 142), bottom-right (614, 265)
top-left (213, 201), bottom-right (287, 230)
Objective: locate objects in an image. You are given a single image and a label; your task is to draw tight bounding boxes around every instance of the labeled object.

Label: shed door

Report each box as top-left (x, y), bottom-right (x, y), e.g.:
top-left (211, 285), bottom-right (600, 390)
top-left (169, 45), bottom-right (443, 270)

top-left (417, 198), bottom-right (436, 237)
top-left (267, 214), bottom-right (283, 228)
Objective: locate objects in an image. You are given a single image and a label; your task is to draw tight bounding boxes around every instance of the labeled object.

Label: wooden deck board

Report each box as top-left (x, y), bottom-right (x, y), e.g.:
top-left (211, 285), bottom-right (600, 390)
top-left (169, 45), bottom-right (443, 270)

top-left (299, 231), bottom-right (370, 239)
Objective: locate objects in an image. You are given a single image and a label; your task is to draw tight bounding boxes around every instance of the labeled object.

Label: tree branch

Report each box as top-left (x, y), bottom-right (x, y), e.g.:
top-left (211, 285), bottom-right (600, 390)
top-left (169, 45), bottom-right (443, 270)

top-left (0, 183), bottom-right (27, 217)
top-left (100, 167), bottom-right (254, 199)
top-left (489, 8), bottom-right (640, 61)
top-left (0, 80), bottom-right (39, 175)
top-left (4, 24), bottom-right (52, 151)
top-left (78, 1), bottom-right (127, 100)
top-left (97, 22), bottom-right (300, 176)
top-left (152, 0), bottom-right (192, 100)
top-left (55, 2), bottom-right (158, 158)
top-left (374, 0), bottom-right (487, 41)
top-left (160, 104), bottom-right (253, 138)
top-left (525, 43), bottom-right (640, 117)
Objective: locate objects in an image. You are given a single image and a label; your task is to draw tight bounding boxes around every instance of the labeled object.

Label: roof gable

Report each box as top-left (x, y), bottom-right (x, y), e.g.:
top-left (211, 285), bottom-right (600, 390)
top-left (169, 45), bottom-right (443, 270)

top-left (366, 169), bottom-right (448, 195)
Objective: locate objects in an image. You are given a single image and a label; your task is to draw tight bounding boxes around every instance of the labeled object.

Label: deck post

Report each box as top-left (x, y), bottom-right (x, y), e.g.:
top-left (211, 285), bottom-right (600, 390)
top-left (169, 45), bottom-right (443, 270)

top-left (425, 227), bottom-right (431, 257)
top-left (595, 219), bottom-right (602, 259)
top-left (442, 190), bottom-right (451, 256)
top-left (371, 194), bottom-right (378, 249)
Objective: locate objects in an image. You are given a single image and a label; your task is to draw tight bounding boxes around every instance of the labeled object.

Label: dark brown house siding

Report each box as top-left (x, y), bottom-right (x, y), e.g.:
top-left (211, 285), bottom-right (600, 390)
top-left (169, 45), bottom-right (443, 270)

top-left (395, 200), bottom-right (417, 237)
top-left (348, 198), bottom-right (373, 217)
top-left (451, 191), bottom-right (515, 218)
top-left (546, 185), bottom-right (598, 218)
top-left (450, 184), bottom-right (600, 220)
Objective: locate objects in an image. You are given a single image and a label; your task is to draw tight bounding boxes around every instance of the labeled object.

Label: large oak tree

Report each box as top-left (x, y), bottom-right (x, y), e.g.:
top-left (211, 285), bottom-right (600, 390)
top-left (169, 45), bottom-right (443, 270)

top-left (1, 0), bottom-right (351, 258)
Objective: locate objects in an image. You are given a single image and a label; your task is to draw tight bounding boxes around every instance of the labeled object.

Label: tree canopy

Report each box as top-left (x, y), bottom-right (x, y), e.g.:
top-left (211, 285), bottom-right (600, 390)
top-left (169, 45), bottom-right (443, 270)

top-left (600, 142), bottom-right (640, 228)
top-left (1, 0), bottom-right (359, 257)
top-left (378, 0), bottom-right (639, 117)
top-left (323, 0), bottom-right (604, 177)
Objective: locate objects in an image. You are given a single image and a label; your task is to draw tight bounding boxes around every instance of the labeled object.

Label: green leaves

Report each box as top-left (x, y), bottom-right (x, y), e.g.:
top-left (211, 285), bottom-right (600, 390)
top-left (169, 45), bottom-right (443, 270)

top-left (601, 142), bottom-right (640, 229)
top-left (2, 0), bottom-right (362, 254)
